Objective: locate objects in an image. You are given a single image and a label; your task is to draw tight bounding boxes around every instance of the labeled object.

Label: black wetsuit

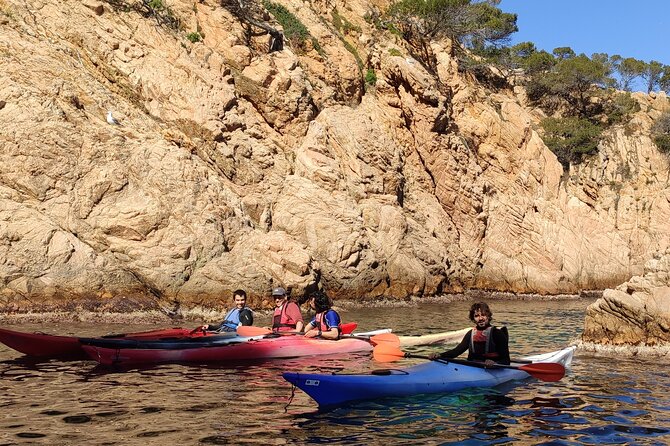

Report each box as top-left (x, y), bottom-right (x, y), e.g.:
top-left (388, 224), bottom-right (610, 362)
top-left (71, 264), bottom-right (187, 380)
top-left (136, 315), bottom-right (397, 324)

top-left (437, 325), bottom-right (510, 365)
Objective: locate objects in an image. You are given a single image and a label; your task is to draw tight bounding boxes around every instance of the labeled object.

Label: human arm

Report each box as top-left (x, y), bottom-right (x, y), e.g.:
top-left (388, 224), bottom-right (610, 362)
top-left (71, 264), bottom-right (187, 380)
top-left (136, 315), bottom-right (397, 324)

top-left (316, 326), bottom-right (339, 340)
top-left (304, 311), bottom-right (341, 339)
top-left (306, 326), bottom-right (338, 339)
top-left (303, 319), bottom-right (317, 337)
top-left (429, 332), bottom-right (470, 360)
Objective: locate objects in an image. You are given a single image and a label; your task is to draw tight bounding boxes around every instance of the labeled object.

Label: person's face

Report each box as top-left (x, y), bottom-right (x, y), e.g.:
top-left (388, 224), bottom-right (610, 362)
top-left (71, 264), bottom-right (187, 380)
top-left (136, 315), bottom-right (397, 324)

top-left (233, 295), bottom-right (246, 309)
top-left (473, 309), bottom-right (490, 328)
top-left (274, 295), bottom-right (287, 307)
top-left (309, 297), bottom-right (316, 310)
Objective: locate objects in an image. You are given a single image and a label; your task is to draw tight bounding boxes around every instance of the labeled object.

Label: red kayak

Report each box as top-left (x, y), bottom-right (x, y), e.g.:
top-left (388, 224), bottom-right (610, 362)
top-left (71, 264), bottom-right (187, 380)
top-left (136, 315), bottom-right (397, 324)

top-left (81, 333), bottom-right (378, 366)
top-left (0, 327), bottom-right (205, 359)
top-left (0, 322), bottom-right (358, 359)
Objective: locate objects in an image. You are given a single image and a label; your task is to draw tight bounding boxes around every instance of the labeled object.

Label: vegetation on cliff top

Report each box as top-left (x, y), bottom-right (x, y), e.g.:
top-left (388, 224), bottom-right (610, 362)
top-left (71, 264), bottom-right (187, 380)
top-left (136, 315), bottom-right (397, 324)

top-left (106, 0), bottom-right (668, 167)
top-left (375, 0), bottom-right (667, 166)
top-left (652, 111), bottom-right (670, 154)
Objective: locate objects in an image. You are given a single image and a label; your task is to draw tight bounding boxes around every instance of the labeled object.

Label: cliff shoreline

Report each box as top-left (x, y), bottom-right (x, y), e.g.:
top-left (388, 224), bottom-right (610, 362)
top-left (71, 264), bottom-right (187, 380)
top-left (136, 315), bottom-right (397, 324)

top-left (0, 290), bottom-right (595, 324)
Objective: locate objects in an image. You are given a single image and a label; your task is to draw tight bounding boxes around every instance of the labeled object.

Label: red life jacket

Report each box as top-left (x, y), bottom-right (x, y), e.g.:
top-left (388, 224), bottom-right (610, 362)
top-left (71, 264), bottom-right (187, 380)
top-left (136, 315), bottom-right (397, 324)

top-left (469, 326), bottom-right (499, 359)
top-left (272, 301), bottom-right (299, 332)
top-left (314, 310), bottom-right (342, 338)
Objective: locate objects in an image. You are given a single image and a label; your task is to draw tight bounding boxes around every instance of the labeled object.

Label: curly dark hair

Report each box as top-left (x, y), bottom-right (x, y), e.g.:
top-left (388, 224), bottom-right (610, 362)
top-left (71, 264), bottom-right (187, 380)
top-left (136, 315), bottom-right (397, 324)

top-left (309, 289), bottom-right (332, 313)
top-left (468, 302), bottom-right (493, 322)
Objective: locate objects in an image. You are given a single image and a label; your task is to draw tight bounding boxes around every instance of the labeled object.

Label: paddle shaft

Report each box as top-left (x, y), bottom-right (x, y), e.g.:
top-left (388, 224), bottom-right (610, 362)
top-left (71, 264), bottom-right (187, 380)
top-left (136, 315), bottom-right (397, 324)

top-left (407, 353), bottom-right (503, 368)
top-left (236, 325), bottom-right (389, 344)
top-left (408, 353), bottom-right (534, 370)
top-left (404, 353), bottom-right (565, 382)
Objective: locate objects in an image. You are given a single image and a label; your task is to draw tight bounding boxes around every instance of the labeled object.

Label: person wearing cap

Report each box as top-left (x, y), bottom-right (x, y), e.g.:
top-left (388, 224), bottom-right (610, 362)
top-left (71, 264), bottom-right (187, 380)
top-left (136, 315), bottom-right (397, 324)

top-left (201, 289), bottom-right (254, 332)
top-left (303, 289), bottom-right (341, 340)
top-left (271, 287), bottom-right (304, 332)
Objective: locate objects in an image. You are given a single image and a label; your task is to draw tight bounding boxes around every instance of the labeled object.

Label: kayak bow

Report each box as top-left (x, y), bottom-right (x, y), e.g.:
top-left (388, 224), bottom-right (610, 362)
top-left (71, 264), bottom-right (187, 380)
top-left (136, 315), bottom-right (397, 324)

top-left (0, 326), bottom-right (204, 359)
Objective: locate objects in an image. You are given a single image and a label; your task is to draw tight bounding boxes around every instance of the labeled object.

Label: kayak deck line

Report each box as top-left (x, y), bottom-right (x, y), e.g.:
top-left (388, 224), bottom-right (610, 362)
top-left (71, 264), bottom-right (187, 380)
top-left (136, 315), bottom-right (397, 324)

top-left (78, 328), bottom-right (392, 351)
top-left (80, 334), bottom-right (382, 366)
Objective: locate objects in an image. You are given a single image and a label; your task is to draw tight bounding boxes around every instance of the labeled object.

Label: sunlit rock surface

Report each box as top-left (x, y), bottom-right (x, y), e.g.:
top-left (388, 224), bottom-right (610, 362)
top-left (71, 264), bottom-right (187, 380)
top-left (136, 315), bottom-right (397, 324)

top-left (1, 0), bottom-right (670, 314)
top-left (582, 250), bottom-right (670, 352)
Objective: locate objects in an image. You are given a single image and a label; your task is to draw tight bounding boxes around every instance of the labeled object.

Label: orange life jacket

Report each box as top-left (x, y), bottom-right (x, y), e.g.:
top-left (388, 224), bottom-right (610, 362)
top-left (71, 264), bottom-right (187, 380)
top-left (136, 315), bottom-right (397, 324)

top-left (272, 302), bottom-right (299, 332)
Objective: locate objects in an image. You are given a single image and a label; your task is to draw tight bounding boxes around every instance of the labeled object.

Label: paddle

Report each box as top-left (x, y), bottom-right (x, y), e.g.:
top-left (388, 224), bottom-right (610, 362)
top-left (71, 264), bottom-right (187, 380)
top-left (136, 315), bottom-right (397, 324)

top-left (365, 332), bottom-right (402, 346)
top-left (220, 322), bottom-right (357, 337)
top-left (235, 325), bottom-right (398, 346)
top-left (372, 343), bottom-right (566, 382)
top-left (236, 322), bottom-right (361, 338)
top-left (236, 326), bottom-right (299, 336)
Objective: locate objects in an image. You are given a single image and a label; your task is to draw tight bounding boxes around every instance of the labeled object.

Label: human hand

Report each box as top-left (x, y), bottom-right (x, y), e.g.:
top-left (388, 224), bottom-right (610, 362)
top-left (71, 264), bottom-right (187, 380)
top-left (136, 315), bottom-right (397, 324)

top-left (304, 330), bottom-right (318, 338)
top-left (484, 359), bottom-right (495, 367)
top-left (428, 353), bottom-right (441, 360)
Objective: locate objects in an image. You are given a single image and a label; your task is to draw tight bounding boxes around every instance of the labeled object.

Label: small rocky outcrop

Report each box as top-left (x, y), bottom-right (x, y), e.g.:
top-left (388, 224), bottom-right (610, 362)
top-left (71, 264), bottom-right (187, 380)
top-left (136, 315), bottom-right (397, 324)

top-left (582, 250), bottom-right (670, 355)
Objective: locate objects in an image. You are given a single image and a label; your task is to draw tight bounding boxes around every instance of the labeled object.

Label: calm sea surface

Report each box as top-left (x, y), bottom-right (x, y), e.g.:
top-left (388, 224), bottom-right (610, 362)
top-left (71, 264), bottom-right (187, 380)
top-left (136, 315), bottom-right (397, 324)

top-left (1, 298), bottom-right (669, 445)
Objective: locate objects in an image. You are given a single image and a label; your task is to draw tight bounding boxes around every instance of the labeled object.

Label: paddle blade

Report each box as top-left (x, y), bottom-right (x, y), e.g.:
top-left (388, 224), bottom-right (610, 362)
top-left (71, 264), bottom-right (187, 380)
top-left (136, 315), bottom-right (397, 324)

top-left (519, 362), bottom-right (566, 382)
top-left (369, 333), bottom-right (401, 347)
top-left (236, 326), bottom-right (272, 337)
top-left (373, 343), bottom-right (406, 363)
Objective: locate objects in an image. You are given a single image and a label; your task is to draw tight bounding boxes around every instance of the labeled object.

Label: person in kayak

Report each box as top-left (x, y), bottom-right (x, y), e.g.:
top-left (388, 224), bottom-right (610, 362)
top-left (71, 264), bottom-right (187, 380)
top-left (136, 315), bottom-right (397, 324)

top-left (202, 289), bottom-right (254, 332)
top-left (429, 302), bottom-right (510, 366)
top-left (303, 290), bottom-right (341, 340)
top-left (271, 287), bottom-right (304, 333)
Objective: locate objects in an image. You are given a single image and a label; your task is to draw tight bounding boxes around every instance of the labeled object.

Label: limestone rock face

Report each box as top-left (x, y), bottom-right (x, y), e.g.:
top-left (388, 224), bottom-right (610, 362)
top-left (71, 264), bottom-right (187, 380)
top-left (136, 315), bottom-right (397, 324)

top-left (1, 0), bottom-right (670, 313)
top-left (583, 251), bottom-right (670, 346)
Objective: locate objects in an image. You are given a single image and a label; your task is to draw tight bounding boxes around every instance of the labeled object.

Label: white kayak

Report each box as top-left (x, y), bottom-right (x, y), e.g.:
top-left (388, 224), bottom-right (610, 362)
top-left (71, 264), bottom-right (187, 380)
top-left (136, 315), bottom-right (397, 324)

top-left (398, 327), bottom-right (471, 347)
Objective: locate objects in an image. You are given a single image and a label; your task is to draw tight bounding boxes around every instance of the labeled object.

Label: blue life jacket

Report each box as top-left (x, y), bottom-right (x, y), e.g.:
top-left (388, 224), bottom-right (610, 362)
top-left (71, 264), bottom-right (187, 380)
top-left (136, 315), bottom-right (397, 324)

top-left (219, 308), bottom-right (242, 331)
top-left (218, 308), bottom-right (253, 332)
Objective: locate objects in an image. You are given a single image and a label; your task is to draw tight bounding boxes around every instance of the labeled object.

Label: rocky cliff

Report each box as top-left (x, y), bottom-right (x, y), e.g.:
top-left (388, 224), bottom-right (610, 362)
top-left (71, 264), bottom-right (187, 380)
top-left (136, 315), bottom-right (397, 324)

top-left (1, 0), bottom-right (670, 313)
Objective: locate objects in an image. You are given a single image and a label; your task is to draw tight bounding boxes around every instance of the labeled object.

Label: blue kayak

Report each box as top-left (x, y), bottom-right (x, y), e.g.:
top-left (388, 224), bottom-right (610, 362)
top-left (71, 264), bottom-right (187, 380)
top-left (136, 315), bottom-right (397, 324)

top-left (283, 346), bottom-right (575, 408)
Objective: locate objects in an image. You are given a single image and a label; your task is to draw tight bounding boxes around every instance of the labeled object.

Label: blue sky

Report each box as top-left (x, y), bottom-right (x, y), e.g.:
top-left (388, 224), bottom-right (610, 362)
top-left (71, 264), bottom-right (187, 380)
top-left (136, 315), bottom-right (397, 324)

top-left (499, 1), bottom-right (670, 65)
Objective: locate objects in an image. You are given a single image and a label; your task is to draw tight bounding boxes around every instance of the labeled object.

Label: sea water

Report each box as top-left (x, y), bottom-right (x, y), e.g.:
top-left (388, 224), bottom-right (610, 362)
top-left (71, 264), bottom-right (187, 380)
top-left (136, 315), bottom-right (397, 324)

top-left (1, 298), bottom-right (668, 445)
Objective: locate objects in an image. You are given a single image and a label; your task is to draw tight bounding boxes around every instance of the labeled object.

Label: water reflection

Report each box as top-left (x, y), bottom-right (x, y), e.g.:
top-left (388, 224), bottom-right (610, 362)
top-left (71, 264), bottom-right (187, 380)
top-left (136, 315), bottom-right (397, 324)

top-left (0, 298), bottom-right (669, 445)
top-left (288, 387), bottom-right (518, 445)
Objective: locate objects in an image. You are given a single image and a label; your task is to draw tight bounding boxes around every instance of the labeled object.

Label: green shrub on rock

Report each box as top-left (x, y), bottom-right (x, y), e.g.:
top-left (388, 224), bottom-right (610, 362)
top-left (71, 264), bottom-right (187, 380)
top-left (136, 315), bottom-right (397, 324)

top-left (541, 117), bottom-right (603, 168)
top-left (652, 111), bottom-right (670, 154)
